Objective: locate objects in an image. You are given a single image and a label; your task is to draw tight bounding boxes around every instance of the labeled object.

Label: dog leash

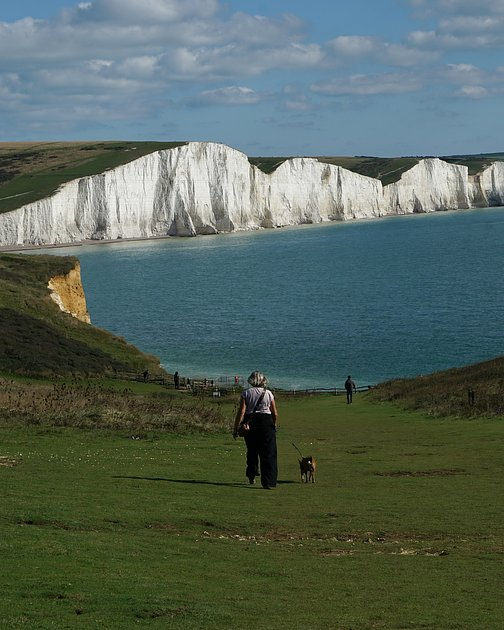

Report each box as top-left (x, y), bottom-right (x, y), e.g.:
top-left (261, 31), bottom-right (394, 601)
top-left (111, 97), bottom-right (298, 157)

top-left (290, 441), bottom-right (305, 458)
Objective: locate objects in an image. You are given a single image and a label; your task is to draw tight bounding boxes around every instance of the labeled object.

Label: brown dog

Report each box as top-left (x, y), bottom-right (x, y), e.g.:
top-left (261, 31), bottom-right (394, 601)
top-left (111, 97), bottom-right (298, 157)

top-left (299, 456), bottom-right (316, 483)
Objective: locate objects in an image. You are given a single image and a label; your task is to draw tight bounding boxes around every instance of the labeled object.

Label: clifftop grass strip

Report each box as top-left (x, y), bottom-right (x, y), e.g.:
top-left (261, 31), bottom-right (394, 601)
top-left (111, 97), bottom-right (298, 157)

top-left (2, 142), bottom-right (504, 215)
top-left (0, 141), bottom-right (187, 214)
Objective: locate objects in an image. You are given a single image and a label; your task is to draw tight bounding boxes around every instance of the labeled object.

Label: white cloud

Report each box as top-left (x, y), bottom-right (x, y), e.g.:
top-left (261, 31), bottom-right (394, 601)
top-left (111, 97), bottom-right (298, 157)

top-left (406, 0), bottom-right (504, 50)
top-left (437, 0), bottom-right (504, 13)
top-left (311, 72), bottom-right (423, 96)
top-left (283, 99), bottom-right (312, 112)
top-left (440, 16), bottom-right (504, 33)
top-left (407, 25), bottom-right (504, 50)
top-left (36, 65), bottom-right (141, 93)
top-left (437, 63), bottom-right (504, 98)
top-left (328, 35), bottom-right (377, 57)
top-left (443, 63), bottom-right (487, 84)
top-left (407, 30), bottom-right (437, 46)
top-left (0, 0), bottom-right (324, 134)
top-left (408, 0), bottom-right (504, 14)
top-left (0, 3), bottom-right (316, 77)
top-left (193, 86), bottom-right (263, 105)
top-left (0, 74), bottom-right (25, 109)
top-left (327, 35), bottom-right (439, 67)
top-left (73, 0), bottom-right (220, 24)
top-left (156, 42), bottom-right (322, 82)
top-left (1, 0), bottom-right (503, 146)
top-left (453, 85), bottom-right (490, 99)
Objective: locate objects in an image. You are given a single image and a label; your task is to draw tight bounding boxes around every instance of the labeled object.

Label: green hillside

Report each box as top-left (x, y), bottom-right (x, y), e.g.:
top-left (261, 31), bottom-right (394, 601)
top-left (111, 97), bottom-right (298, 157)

top-left (441, 151), bottom-right (504, 175)
top-left (249, 152), bottom-right (504, 185)
top-left (245, 154), bottom-right (420, 184)
top-left (369, 355), bottom-right (504, 417)
top-left (0, 253), bottom-right (165, 378)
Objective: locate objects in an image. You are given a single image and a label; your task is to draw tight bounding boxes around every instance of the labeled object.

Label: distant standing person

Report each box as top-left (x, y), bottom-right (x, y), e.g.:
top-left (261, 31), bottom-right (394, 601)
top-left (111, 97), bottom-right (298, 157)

top-left (344, 375), bottom-right (356, 404)
top-left (174, 371), bottom-right (180, 389)
top-left (233, 371), bottom-right (279, 489)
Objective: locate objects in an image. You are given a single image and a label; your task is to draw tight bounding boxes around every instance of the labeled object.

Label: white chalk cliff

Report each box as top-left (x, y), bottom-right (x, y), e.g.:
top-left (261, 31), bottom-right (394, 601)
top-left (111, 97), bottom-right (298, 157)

top-left (0, 142), bottom-right (502, 246)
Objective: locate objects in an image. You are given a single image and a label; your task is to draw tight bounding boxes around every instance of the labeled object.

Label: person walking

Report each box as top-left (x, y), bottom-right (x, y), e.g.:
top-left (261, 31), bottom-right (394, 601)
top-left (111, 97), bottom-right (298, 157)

top-left (233, 371), bottom-right (278, 489)
top-left (344, 375), bottom-right (356, 404)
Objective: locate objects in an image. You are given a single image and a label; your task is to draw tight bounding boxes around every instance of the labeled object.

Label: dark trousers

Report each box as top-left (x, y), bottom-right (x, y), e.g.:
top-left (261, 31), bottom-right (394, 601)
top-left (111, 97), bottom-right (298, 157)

top-left (346, 389), bottom-right (353, 404)
top-left (244, 413), bottom-right (277, 488)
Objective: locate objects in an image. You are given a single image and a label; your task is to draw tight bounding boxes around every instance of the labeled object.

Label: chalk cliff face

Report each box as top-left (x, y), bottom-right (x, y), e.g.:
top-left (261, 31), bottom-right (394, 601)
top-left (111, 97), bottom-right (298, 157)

top-left (383, 158), bottom-right (472, 214)
top-left (476, 161), bottom-right (504, 206)
top-left (48, 261), bottom-right (91, 323)
top-left (0, 142), bottom-right (502, 247)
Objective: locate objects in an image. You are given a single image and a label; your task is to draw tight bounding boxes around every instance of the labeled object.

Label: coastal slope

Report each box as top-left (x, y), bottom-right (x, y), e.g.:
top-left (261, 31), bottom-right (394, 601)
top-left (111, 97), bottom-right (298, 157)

top-left (0, 253), bottom-right (164, 376)
top-left (0, 142), bottom-right (503, 246)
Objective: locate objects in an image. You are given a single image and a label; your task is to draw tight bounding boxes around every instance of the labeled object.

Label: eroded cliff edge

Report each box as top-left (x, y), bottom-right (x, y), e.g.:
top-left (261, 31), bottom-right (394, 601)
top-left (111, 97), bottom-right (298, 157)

top-left (0, 142), bottom-right (503, 247)
top-left (48, 261), bottom-right (91, 324)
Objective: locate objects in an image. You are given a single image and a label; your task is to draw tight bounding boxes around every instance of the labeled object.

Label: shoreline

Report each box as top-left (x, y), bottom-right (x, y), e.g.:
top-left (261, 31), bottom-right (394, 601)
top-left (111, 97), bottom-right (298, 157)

top-left (0, 234), bottom-right (178, 253)
top-left (1, 206), bottom-right (499, 254)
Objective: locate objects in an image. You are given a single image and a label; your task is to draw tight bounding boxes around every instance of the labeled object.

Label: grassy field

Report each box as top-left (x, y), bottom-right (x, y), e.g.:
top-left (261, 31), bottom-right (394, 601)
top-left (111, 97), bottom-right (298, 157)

top-left (1, 389), bottom-right (502, 629)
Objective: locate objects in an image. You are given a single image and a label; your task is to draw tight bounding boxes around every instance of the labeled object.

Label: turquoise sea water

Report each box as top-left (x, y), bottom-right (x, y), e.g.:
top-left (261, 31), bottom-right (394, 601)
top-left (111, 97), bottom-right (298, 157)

top-left (37, 208), bottom-right (504, 389)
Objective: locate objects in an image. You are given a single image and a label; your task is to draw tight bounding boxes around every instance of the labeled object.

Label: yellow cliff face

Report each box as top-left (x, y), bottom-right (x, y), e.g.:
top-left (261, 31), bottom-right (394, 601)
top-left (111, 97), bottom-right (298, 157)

top-left (48, 262), bottom-right (91, 324)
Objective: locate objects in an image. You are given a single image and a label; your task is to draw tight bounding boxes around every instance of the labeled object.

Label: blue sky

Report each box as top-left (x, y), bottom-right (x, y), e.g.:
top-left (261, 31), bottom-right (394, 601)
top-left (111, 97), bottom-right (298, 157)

top-left (1, 0), bottom-right (503, 156)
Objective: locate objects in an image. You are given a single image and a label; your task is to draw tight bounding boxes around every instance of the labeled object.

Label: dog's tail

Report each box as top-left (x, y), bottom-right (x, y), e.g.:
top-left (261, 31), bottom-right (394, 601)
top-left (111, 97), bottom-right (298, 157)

top-left (291, 442), bottom-right (304, 458)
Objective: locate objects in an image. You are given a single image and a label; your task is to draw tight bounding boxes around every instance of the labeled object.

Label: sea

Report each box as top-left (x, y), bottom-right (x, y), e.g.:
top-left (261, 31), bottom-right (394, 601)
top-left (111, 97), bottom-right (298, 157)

top-left (33, 207), bottom-right (504, 390)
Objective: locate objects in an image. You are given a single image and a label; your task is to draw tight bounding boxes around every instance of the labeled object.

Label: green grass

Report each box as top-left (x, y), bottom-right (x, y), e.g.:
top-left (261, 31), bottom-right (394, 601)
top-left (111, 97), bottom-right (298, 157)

top-left (1, 392), bottom-right (502, 628)
top-left (248, 154), bottom-right (504, 186)
top-left (249, 152), bottom-right (504, 184)
top-left (0, 253), bottom-right (165, 377)
top-left (315, 156), bottom-right (422, 185)
top-left (0, 375), bottom-right (229, 433)
top-left (0, 141), bottom-right (187, 214)
top-left (370, 355), bottom-right (504, 418)
top-left (247, 156), bottom-right (291, 174)
top-left (247, 155), bottom-right (421, 184)
top-left (441, 152), bottom-right (504, 176)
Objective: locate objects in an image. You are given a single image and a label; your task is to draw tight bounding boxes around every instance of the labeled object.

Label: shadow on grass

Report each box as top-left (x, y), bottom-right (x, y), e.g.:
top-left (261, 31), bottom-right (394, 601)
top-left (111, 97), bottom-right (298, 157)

top-left (112, 476), bottom-right (296, 487)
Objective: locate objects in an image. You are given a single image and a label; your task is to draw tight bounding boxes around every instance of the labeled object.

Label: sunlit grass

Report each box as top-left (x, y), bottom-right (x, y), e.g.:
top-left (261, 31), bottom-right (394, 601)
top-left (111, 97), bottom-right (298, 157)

top-left (0, 392), bottom-right (502, 628)
top-left (369, 355), bottom-right (504, 417)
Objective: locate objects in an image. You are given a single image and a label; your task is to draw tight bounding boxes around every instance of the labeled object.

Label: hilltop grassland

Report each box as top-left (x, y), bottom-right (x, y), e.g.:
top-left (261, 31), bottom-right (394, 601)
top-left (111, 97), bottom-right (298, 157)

top-left (0, 392), bottom-right (502, 628)
top-left (0, 141), bottom-right (187, 214)
top-left (246, 154), bottom-right (421, 184)
top-left (2, 141), bottom-right (504, 215)
top-left (248, 151), bottom-right (504, 185)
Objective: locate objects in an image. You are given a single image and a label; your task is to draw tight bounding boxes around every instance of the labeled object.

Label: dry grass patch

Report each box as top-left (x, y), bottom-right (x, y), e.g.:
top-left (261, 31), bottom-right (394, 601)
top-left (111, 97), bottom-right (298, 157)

top-left (0, 377), bottom-right (228, 433)
top-left (0, 455), bottom-right (18, 467)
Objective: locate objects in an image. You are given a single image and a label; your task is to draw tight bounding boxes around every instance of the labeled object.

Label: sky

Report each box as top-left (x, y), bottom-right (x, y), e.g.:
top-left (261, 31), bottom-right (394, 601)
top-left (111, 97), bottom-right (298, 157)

top-left (1, 0), bottom-right (504, 156)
